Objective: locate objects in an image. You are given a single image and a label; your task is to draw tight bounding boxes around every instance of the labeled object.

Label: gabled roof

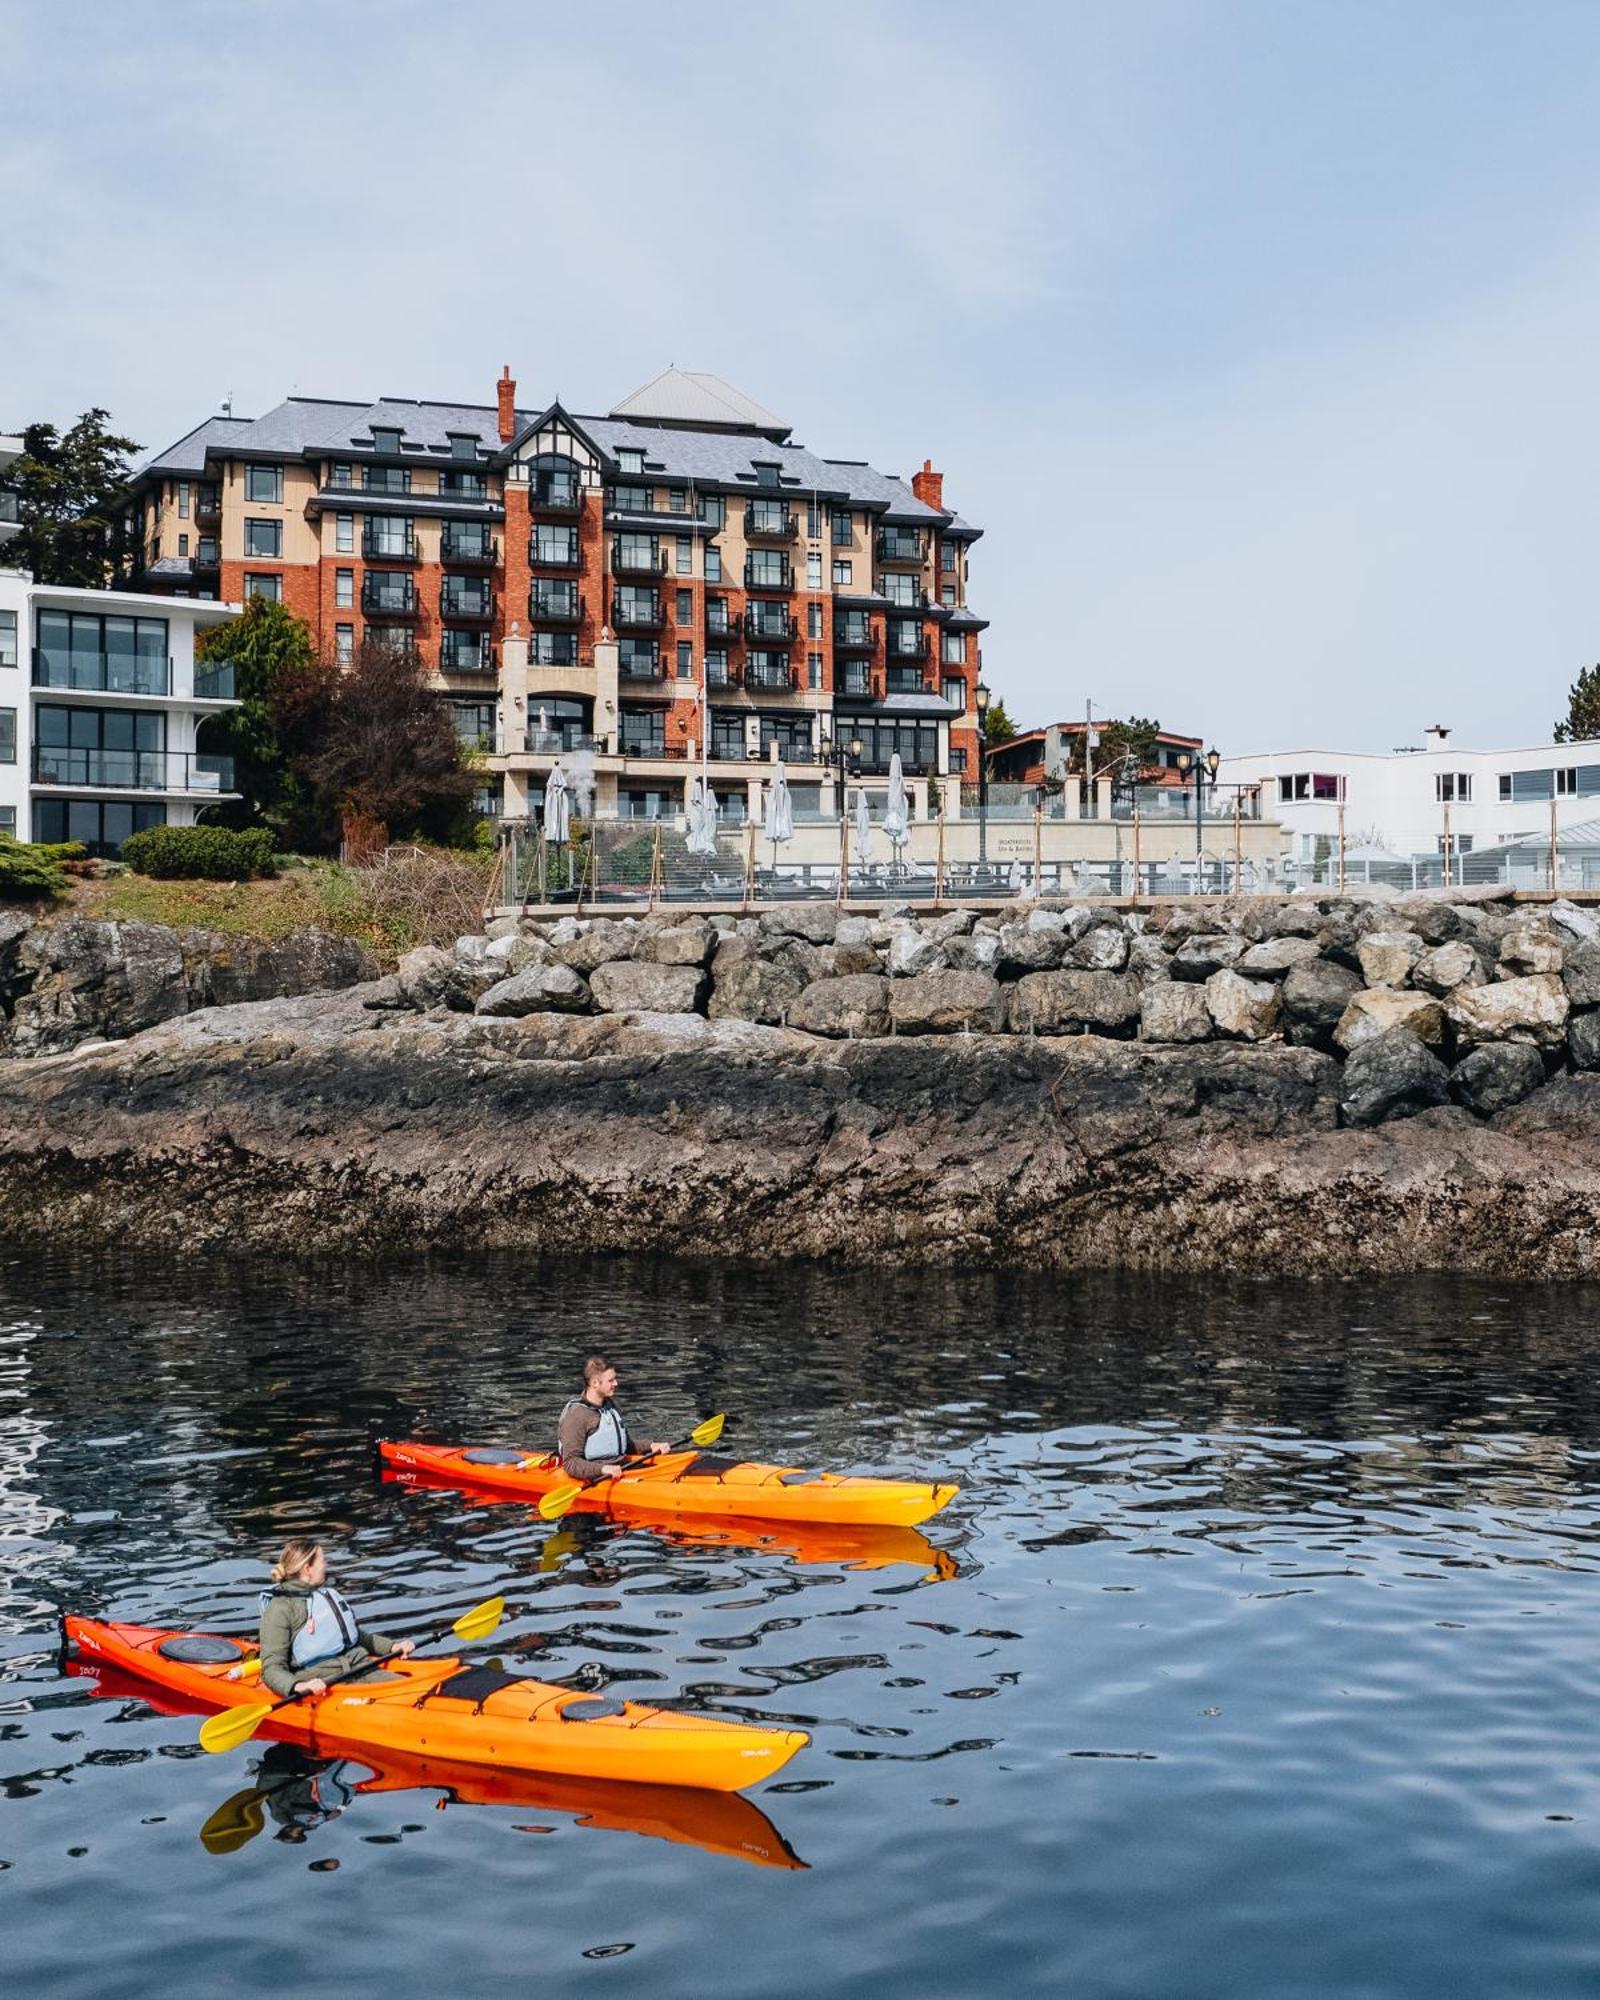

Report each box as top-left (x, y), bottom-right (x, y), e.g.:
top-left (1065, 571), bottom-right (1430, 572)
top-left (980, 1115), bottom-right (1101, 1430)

top-left (609, 368), bottom-right (789, 438)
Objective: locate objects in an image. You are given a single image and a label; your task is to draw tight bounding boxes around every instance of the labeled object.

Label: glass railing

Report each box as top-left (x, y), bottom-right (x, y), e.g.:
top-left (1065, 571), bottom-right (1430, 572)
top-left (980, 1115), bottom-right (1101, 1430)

top-left (362, 580), bottom-right (418, 614)
top-left (526, 728), bottom-right (600, 754)
top-left (33, 647), bottom-right (171, 696)
top-left (531, 477), bottom-right (582, 510)
top-left (745, 504), bottom-right (795, 537)
top-left (711, 733), bottom-right (747, 760)
top-left (530, 533), bottom-right (581, 566)
top-left (362, 531), bottom-right (417, 560)
top-left (834, 617), bottom-right (874, 648)
top-left (438, 476), bottom-right (488, 502)
top-left (440, 640), bottom-right (492, 672)
top-left (746, 661), bottom-right (793, 691)
top-left (363, 468), bottom-right (411, 494)
top-left (614, 591), bottom-right (662, 626)
top-left (0, 491), bottom-right (18, 524)
top-left (33, 749), bottom-right (235, 792)
top-left (441, 530), bottom-right (498, 563)
top-left (744, 612), bottom-right (792, 640)
top-left (530, 585), bottom-right (582, 621)
top-left (744, 561), bottom-right (792, 589)
top-left (193, 661), bottom-right (237, 699)
top-left (877, 530), bottom-right (924, 562)
top-left (619, 735), bottom-right (667, 758)
top-left (441, 582), bottom-right (494, 619)
top-left (837, 665), bottom-right (872, 696)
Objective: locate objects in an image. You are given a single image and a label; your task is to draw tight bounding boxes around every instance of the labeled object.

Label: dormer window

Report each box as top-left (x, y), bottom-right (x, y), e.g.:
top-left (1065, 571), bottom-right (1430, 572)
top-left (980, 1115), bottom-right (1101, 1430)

top-left (448, 433), bottom-right (478, 461)
top-left (370, 427), bottom-right (403, 457)
top-left (618, 448), bottom-right (645, 476)
top-left (755, 464), bottom-right (780, 488)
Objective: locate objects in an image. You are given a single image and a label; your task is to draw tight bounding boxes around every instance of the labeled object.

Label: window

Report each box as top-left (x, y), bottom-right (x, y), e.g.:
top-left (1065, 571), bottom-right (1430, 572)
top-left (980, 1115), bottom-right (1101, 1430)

top-left (1437, 834), bottom-right (1475, 854)
top-left (808, 603), bottom-right (822, 639)
top-left (1435, 772), bottom-right (1472, 802)
top-left (329, 463), bottom-right (353, 490)
top-left (883, 573), bottom-right (920, 607)
top-left (0, 807), bottom-right (13, 836)
top-left (246, 464), bottom-right (283, 504)
top-left (439, 469), bottom-right (486, 500)
top-left (676, 537), bottom-right (692, 576)
top-left (529, 631), bottom-right (579, 667)
top-left (370, 427), bottom-right (402, 457)
top-left (1498, 773), bottom-right (1513, 801)
top-left (0, 708), bottom-right (13, 762)
top-left (534, 524), bottom-right (580, 565)
top-left (1312, 773), bottom-right (1343, 801)
top-left (245, 574), bottom-right (281, 602)
top-left (618, 449), bottom-right (645, 476)
top-left (668, 487), bottom-right (687, 515)
top-left (806, 551), bottom-right (822, 590)
top-left (941, 585), bottom-right (957, 607)
top-left (32, 798), bottom-right (165, 857)
top-left (942, 633), bottom-right (965, 665)
top-left (755, 464), bottom-right (780, 488)
top-left (335, 623), bottom-right (354, 664)
top-left (244, 518), bottom-right (281, 558)
top-left (35, 611), bottom-right (168, 693)
top-left (449, 433), bottom-right (479, 461)
top-left (831, 508), bottom-right (852, 542)
top-left (451, 700), bottom-right (496, 748)
top-left (808, 650), bottom-right (821, 689)
top-left (941, 543), bottom-right (958, 573)
top-left (1557, 767), bottom-right (1579, 796)
top-left (950, 747), bottom-right (968, 776)
top-left (0, 611), bottom-right (15, 669)
top-left (705, 647), bottom-right (729, 686)
top-left (614, 482), bottom-right (652, 513)
top-left (832, 558), bottom-right (853, 587)
top-left (335, 513), bottom-right (354, 553)
top-left (807, 502), bottom-right (820, 539)
top-left (704, 544), bottom-right (721, 584)
top-left (697, 492), bottom-right (725, 528)
top-left (942, 677), bottom-right (966, 707)
top-left (677, 641), bottom-right (692, 678)
top-left (178, 534), bottom-right (189, 557)
top-left (1279, 774), bottom-right (1310, 802)
top-left (177, 482), bottom-right (190, 520)
top-left (335, 568), bottom-right (354, 609)
top-left (676, 589), bottom-right (692, 623)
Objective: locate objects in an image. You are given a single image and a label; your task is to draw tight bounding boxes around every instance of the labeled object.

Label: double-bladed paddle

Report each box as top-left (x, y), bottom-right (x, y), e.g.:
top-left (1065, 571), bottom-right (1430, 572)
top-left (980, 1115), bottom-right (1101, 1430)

top-left (198, 1594), bottom-right (505, 1755)
top-left (536, 1412), bottom-right (727, 1522)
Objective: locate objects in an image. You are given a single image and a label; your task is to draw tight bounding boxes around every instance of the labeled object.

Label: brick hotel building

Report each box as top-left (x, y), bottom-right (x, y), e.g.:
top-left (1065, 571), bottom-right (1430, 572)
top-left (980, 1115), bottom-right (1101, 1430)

top-left (119, 368), bottom-right (988, 824)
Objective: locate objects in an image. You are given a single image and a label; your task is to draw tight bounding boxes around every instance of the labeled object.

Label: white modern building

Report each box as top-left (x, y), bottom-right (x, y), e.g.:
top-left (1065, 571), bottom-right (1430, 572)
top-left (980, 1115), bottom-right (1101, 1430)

top-left (1217, 726), bottom-right (1600, 885)
top-left (0, 567), bottom-right (240, 851)
top-left (0, 435), bottom-right (22, 547)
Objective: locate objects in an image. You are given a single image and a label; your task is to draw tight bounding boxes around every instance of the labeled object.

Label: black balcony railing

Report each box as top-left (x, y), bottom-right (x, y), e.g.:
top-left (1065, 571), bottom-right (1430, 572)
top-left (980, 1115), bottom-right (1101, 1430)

top-left (362, 527), bottom-right (419, 562)
top-left (613, 589), bottom-right (663, 630)
top-left (744, 503), bottom-right (795, 539)
top-left (33, 748), bottom-right (236, 793)
top-left (837, 663), bottom-right (873, 697)
top-left (362, 576), bottom-right (419, 617)
top-left (887, 628), bottom-right (929, 658)
top-left (438, 474), bottom-right (489, 503)
top-left (441, 580), bottom-right (495, 621)
top-left (743, 609), bottom-right (794, 643)
top-left (194, 488), bottom-right (221, 523)
top-left (876, 528), bottom-right (924, 563)
top-left (611, 539), bottom-right (667, 577)
top-left (440, 527), bottom-right (498, 565)
top-left (744, 558), bottom-right (793, 590)
top-left (745, 657), bottom-right (794, 692)
top-left (440, 635), bottom-right (493, 672)
top-left (706, 659), bottom-right (740, 689)
top-left (529, 531), bottom-right (581, 568)
top-left (530, 474), bottom-right (583, 511)
top-left (705, 606), bottom-right (734, 638)
top-left (834, 615), bottom-right (875, 651)
top-left (33, 645), bottom-right (171, 697)
top-left (363, 467), bottom-right (412, 495)
top-left (886, 666), bottom-right (927, 694)
top-left (618, 646), bottom-right (664, 680)
top-left (529, 583), bottom-right (583, 623)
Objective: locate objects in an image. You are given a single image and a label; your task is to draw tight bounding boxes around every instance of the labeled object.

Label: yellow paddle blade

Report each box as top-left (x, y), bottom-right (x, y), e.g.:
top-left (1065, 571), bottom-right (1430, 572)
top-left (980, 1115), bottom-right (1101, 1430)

top-left (538, 1482), bottom-right (583, 1521)
top-left (451, 1595), bottom-right (504, 1642)
top-left (691, 1412), bottom-right (726, 1447)
top-left (200, 1701), bottom-right (275, 1756)
top-left (199, 1787), bottom-right (267, 1854)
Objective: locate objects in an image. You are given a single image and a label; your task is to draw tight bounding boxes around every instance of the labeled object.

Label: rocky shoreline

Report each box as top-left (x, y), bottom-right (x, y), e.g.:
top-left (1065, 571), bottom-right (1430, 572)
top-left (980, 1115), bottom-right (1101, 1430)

top-left (5, 888), bottom-right (1600, 1275)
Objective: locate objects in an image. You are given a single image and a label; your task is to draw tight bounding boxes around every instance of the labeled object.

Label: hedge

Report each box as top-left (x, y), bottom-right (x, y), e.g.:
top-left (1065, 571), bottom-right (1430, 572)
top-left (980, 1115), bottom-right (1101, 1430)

top-left (0, 836), bottom-right (76, 899)
top-left (120, 825), bottom-right (278, 880)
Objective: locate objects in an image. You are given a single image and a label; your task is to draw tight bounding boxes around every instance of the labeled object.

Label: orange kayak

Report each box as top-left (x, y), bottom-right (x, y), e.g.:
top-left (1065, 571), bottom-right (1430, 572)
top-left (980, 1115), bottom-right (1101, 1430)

top-left (62, 1616), bottom-right (807, 1794)
top-left (379, 1438), bottom-right (960, 1529)
top-left (67, 1655), bottom-right (804, 1869)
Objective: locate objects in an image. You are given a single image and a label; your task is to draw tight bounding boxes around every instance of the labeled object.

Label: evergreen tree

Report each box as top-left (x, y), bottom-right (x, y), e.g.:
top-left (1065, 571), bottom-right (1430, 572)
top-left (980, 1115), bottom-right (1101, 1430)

top-left (2, 410), bottom-right (139, 585)
top-left (1059, 716), bottom-right (1163, 778)
top-left (194, 599), bottom-right (336, 846)
top-left (1554, 665), bottom-right (1600, 743)
top-left (981, 698), bottom-right (1018, 746)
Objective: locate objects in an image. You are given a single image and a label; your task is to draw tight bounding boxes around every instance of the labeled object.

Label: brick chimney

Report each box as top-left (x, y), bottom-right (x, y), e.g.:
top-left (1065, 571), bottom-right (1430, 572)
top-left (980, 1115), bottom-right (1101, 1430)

top-left (497, 364), bottom-right (517, 443)
top-left (911, 457), bottom-right (944, 511)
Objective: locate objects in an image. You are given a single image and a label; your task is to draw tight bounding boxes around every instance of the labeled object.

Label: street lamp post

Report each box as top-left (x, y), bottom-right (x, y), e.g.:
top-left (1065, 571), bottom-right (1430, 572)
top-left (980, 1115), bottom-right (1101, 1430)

top-left (1174, 746), bottom-right (1222, 893)
top-left (974, 679), bottom-right (991, 872)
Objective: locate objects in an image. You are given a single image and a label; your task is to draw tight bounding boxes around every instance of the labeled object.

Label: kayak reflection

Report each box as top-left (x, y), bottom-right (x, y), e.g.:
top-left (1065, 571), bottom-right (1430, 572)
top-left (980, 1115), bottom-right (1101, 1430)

top-left (72, 1660), bottom-right (805, 1870)
top-left (384, 1465), bottom-right (959, 1578)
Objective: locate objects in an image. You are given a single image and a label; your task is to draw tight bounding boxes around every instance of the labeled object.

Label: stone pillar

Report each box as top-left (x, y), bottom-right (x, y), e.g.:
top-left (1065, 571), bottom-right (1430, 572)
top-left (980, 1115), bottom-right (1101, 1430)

top-left (1095, 777), bottom-right (1113, 820)
top-left (593, 637), bottom-right (620, 754)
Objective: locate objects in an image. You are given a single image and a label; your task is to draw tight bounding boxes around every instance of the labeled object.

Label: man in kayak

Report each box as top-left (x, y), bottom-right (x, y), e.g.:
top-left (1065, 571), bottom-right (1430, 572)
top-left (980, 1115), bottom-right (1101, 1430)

top-left (557, 1356), bottom-right (669, 1482)
top-left (254, 1537), bottom-right (414, 1699)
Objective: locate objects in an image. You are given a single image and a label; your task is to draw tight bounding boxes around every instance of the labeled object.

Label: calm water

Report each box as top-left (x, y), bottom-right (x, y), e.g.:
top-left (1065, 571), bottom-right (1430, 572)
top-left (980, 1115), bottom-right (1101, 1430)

top-left (5, 1253), bottom-right (1600, 1998)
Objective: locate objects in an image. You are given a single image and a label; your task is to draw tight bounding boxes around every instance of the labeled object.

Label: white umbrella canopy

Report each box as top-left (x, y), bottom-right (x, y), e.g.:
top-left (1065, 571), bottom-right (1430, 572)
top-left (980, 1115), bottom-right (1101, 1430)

top-left (543, 765), bottom-right (571, 846)
top-left (852, 786), bottom-right (875, 865)
top-left (882, 753), bottom-right (910, 848)
top-left (764, 767), bottom-right (794, 844)
top-left (685, 776), bottom-right (719, 856)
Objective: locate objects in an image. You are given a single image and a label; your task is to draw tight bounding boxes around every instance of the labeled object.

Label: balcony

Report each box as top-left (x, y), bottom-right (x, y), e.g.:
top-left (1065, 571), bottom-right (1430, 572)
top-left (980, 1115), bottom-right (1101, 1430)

top-left (617, 645), bottom-right (665, 682)
top-left (836, 662), bottom-right (874, 698)
top-left (440, 635), bottom-right (493, 673)
top-left (440, 526), bottom-right (498, 565)
top-left (710, 729), bottom-right (748, 760)
top-left (529, 582), bottom-right (583, 624)
top-left (193, 661), bottom-right (236, 700)
top-left (194, 488), bottom-right (221, 524)
top-left (834, 615), bottom-right (876, 651)
top-left (362, 575), bottom-right (420, 617)
top-left (440, 579), bottom-right (495, 621)
top-left (706, 658), bottom-right (741, 690)
top-left (34, 646), bottom-right (171, 697)
top-left (611, 539), bottom-right (667, 577)
top-left (526, 727), bottom-right (601, 755)
top-left (705, 604), bottom-right (734, 639)
top-left (33, 748), bottom-right (236, 794)
top-left (530, 473), bottom-right (583, 512)
top-left (761, 737), bottom-right (816, 764)
top-left (886, 666), bottom-right (927, 694)
top-left (363, 527), bottom-right (419, 562)
top-left (195, 538), bottom-right (219, 569)
top-left (744, 557), bottom-right (793, 591)
top-left (529, 531), bottom-right (581, 568)
top-left (528, 636), bottom-right (582, 670)
top-left (363, 467), bottom-right (412, 495)
top-left (744, 502), bottom-right (795, 539)
top-left (619, 729), bottom-right (668, 759)
top-left (743, 607), bottom-right (794, 643)
top-left (613, 588), bottom-right (663, 631)
top-left (745, 655), bottom-right (795, 693)
top-left (876, 527), bottom-right (925, 564)
top-left (887, 627), bottom-right (929, 659)
top-left (438, 473), bottom-right (489, 504)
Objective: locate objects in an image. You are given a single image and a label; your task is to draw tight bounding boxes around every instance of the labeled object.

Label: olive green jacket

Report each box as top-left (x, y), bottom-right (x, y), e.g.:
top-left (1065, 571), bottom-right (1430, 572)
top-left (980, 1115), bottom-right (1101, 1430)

top-left (257, 1581), bottom-right (396, 1699)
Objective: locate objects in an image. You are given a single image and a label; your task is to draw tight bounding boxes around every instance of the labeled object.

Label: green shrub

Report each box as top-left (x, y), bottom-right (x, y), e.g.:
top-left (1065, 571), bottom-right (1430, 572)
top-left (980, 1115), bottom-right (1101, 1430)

top-left (0, 836), bottom-right (68, 900)
top-left (120, 824), bottom-right (278, 880)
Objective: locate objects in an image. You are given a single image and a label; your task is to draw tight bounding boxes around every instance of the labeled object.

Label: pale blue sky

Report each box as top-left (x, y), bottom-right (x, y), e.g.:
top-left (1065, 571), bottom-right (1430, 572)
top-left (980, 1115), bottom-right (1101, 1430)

top-left (4, 0), bottom-right (1599, 751)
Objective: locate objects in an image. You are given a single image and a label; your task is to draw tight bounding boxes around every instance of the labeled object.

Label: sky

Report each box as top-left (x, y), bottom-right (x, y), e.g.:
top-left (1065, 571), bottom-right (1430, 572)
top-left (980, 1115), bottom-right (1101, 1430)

top-left (3, 0), bottom-right (1600, 753)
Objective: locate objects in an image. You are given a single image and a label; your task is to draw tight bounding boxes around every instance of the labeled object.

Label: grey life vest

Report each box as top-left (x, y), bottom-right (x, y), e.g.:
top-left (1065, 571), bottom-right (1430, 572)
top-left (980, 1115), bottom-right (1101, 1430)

top-left (262, 1585), bottom-right (361, 1669)
top-left (562, 1396), bottom-right (628, 1462)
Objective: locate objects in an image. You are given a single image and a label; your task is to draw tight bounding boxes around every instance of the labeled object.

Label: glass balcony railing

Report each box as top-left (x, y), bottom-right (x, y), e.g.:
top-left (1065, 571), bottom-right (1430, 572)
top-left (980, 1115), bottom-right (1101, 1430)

top-left (745, 658), bottom-right (794, 692)
top-left (530, 532), bottom-right (581, 567)
top-left (837, 663), bottom-right (873, 697)
top-left (619, 732), bottom-right (667, 758)
top-left (440, 527), bottom-right (498, 564)
top-left (531, 474), bottom-right (583, 511)
top-left (362, 527), bottom-right (418, 561)
top-left (876, 528), bottom-right (925, 563)
top-left (0, 491), bottom-right (18, 525)
top-left (744, 502), bottom-right (795, 539)
top-left (526, 727), bottom-right (600, 755)
top-left (33, 646), bottom-right (171, 697)
top-left (744, 558), bottom-right (793, 590)
top-left (363, 467), bottom-right (411, 494)
top-left (33, 749), bottom-right (236, 793)
top-left (440, 580), bottom-right (495, 621)
top-left (613, 589), bottom-right (663, 630)
top-left (440, 636), bottom-right (493, 672)
top-left (611, 539), bottom-right (667, 577)
top-left (530, 583), bottom-right (583, 622)
top-left (193, 661), bottom-right (237, 699)
top-left (362, 577), bottom-right (419, 616)
top-left (834, 616), bottom-right (875, 650)
top-left (438, 473), bottom-right (489, 502)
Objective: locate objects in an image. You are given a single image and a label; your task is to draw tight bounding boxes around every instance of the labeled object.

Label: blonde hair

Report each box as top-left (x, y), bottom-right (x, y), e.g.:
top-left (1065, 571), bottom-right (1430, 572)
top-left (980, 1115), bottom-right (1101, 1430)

top-left (269, 1537), bottom-right (323, 1586)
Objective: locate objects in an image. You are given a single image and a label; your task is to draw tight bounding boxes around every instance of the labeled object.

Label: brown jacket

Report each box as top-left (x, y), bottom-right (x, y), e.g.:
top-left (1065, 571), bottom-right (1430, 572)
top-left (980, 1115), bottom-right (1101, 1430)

top-left (557, 1397), bottom-right (631, 1481)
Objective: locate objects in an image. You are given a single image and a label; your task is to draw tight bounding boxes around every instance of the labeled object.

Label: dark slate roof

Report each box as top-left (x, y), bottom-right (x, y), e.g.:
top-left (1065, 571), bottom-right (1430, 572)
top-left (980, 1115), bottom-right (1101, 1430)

top-left (139, 415), bottom-right (254, 476)
top-left (944, 514), bottom-right (983, 541)
top-left (941, 606), bottom-right (988, 631)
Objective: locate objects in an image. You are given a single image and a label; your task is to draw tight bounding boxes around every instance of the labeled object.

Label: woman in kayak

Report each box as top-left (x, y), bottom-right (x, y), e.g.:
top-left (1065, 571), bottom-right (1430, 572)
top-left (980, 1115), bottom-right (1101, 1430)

top-left (557, 1356), bottom-right (669, 1482)
top-left (254, 1538), bottom-right (414, 1699)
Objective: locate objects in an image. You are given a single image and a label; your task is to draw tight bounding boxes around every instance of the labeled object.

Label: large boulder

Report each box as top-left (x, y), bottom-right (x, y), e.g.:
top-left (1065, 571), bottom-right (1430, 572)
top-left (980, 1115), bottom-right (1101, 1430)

top-left (1170, 934), bottom-right (1247, 981)
top-left (886, 926), bottom-right (945, 978)
top-left (475, 963), bottom-right (593, 1016)
top-left (558, 921), bottom-right (641, 974)
top-left (788, 973), bottom-right (892, 1038)
top-left (1280, 958), bottom-right (1364, 1034)
top-left (1339, 1027), bottom-right (1451, 1127)
top-left (945, 931), bottom-right (1001, 975)
top-left (394, 945), bottom-right (458, 1011)
top-left (1392, 899), bottom-right (1462, 945)
top-left (1009, 970), bottom-right (1141, 1035)
top-left (1562, 938), bottom-right (1600, 1009)
top-left (1499, 926), bottom-right (1563, 976)
top-left (1446, 974), bottom-right (1570, 1050)
top-left (1237, 936), bottom-right (1321, 979)
top-left (1450, 1042), bottom-right (1546, 1116)
top-left (1072, 924), bottom-right (1131, 972)
top-left (640, 924), bottom-right (716, 968)
top-left (1204, 969), bottom-right (1281, 1040)
top-left (588, 961), bottom-right (708, 1015)
top-left (1411, 939), bottom-right (1483, 996)
top-left (888, 970), bottom-right (1007, 1035)
top-left (759, 905), bottom-right (838, 945)
top-left (1356, 930), bottom-right (1424, 988)
top-left (707, 954), bottom-right (804, 1025)
top-left (994, 924), bottom-right (1067, 975)
top-left (1549, 898), bottom-right (1600, 942)
top-left (1334, 988), bottom-right (1447, 1052)
top-left (1568, 1011), bottom-right (1600, 1070)
top-left (1139, 981), bottom-right (1213, 1044)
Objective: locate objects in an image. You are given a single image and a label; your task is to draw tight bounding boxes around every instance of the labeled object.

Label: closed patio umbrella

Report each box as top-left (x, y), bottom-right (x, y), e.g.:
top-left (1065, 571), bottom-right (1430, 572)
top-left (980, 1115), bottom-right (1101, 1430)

top-left (852, 786), bottom-right (875, 871)
top-left (686, 776), bottom-right (719, 857)
top-left (543, 764), bottom-right (571, 847)
top-left (883, 753), bottom-right (910, 876)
